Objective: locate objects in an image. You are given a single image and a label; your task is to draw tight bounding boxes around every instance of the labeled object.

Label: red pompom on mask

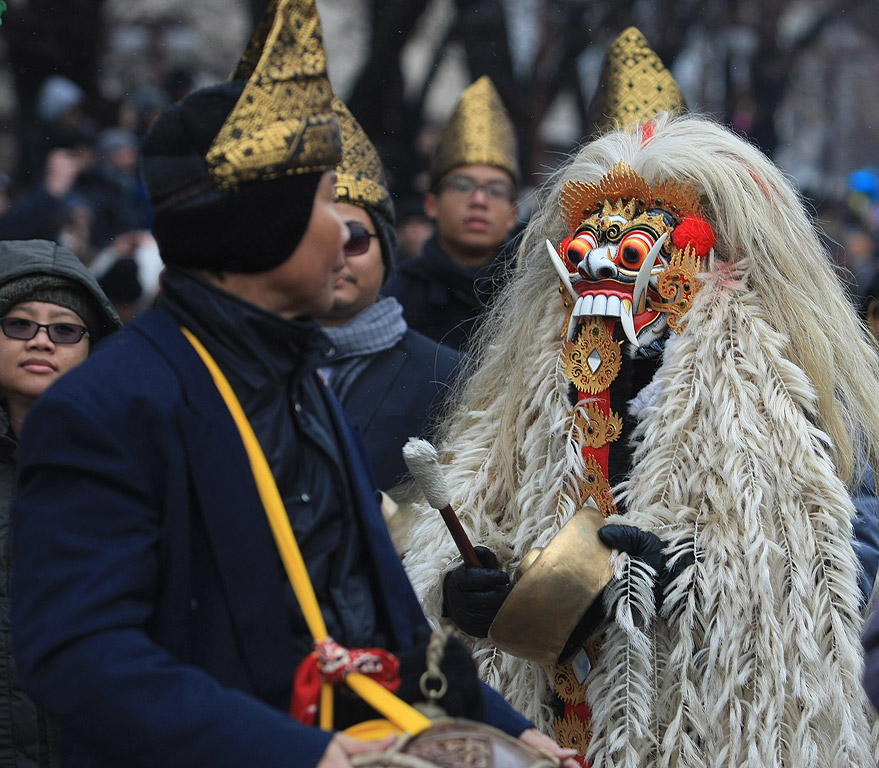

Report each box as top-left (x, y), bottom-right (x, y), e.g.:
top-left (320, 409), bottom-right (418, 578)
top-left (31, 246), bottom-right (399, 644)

top-left (672, 216), bottom-right (715, 258)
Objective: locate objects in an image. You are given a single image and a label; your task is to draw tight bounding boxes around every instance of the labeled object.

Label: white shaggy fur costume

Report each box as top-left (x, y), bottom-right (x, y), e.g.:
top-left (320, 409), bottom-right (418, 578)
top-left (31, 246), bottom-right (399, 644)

top-left (403, 114), bottom-right (879, 767)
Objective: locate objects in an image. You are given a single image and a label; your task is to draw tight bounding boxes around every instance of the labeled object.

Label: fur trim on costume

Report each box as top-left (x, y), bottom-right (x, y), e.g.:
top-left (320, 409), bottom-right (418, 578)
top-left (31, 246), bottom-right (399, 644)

top-left (404, 291), bottom-right (588, 728)
top-left (405, 114), bottom-right (879, 767)
top-left (586, 267), bottom-right (878, 767)
top-left (404, 265), bottom-right (879, 764)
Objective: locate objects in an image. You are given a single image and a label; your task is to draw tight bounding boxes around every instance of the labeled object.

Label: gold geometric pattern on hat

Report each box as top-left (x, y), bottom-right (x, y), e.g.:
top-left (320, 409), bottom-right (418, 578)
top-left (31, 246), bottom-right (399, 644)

top-left (206, 0), bottom-right (341, 190)
top-left (332, 97), bottom-right (394, 224)
top-left (560, 161), bottom-right (703, 232)
top-left (572, 402), bottom-right (623, 449)
top-left (560, 317), bottom-right (621, 395)
top-left (590, 26), bottom-right (687, 135)
top-left (431, 75), bottom-right (519, 185)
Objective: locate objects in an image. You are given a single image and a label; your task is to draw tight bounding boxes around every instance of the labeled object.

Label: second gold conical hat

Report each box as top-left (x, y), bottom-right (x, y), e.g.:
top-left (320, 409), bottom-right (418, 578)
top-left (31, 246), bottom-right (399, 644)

top-left (205, 0), bottom-right (341, 190)
top-left (332, 97), bottom-right (394, 224)
top-left (430, 76), bottom-right (519, 186)
top-left (589, 27), bottom-right (686, 134)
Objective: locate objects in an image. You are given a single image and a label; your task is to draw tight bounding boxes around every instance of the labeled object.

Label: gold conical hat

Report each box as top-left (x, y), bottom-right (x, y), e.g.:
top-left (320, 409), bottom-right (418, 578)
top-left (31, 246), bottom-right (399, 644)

top-left (206, 0), bottom-right (341, 190)
top-left (332, 97), bottom-right (394, 224)
top-left (430, 75), bottom-right (519, 186)
top-left (589, 27), bottom-right (686, 134)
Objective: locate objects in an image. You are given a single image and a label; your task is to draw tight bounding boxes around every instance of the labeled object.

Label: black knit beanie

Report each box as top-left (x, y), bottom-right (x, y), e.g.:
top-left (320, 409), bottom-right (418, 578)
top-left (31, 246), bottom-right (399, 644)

top-left (0, 275), bottom-right (105, 340)
top-left (140, 81), bottom-right (322, 274)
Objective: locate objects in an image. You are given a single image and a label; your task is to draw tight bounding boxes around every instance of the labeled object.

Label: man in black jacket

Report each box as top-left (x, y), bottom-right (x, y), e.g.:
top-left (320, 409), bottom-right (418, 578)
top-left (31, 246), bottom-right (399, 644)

top-left (318, 98), bottom-right (460, 491)
top-left (10, 2), bottom-right (580, 767)
top-left (383, 77), bottom-right (520, 352)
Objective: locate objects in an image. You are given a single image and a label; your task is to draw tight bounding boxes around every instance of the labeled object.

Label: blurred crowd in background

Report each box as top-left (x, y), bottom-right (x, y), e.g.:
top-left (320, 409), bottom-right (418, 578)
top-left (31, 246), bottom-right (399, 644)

top-left (1, 0), bottom-right (879, 334)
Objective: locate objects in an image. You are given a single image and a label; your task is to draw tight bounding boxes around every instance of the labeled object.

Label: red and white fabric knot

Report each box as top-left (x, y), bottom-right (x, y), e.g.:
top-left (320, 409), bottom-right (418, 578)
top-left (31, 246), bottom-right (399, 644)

top-left (290, 636), bottom-right (401, 726)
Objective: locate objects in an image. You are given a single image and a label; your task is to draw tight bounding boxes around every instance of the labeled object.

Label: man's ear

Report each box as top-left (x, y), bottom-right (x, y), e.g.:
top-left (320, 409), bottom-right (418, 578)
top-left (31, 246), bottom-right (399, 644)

top-left (423, 192), bottom-right (438, 221)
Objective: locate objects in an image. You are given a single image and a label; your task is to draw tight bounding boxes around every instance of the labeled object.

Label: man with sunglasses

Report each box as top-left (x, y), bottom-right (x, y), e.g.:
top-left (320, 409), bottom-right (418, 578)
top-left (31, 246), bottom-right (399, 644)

top-left (317, 98), bottom-right (460, 493)
top-left (383, 77), bottom-right (520, 351)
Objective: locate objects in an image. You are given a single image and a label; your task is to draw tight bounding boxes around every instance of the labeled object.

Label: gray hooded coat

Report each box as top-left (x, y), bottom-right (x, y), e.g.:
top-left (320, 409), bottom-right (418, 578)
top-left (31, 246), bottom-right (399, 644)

top-left (0, 240), bottom-right (120, 768)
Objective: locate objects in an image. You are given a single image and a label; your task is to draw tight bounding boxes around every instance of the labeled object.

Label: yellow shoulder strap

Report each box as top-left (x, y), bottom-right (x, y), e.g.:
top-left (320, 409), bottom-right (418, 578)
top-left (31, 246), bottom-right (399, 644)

top-left (181, 328), bottom-right (431, 736)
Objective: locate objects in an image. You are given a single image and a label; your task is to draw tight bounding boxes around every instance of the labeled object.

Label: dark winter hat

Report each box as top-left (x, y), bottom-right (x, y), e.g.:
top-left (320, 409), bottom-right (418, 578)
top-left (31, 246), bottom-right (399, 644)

top-left (0, 275), bottom-right (105, 341)
top-left (0, 240), bottom-right (122, 343)
top-left (140, 0), bottom-right (341, 274)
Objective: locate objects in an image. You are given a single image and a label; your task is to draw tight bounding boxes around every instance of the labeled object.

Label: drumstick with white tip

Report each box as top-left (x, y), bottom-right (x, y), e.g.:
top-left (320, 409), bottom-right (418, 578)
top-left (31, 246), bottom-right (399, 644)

top-left (402, 437), bottom-right (481, 568)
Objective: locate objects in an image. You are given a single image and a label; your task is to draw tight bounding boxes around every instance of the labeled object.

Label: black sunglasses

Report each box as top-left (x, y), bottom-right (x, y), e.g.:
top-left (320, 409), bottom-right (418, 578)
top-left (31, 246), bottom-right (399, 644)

top-left (344, 224), bottom-right (380, 256)
top-left (0, 317), bottom-right (89, 344)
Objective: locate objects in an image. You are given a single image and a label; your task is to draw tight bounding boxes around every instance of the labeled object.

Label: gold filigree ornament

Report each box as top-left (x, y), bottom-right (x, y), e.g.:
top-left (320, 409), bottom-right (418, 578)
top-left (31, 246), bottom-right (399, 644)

top-left (560, 161), bottom-right (703, 234)
top-left (578, 455), bottom-right (616, 518)
top-left (206, 0), bottom-right (341, 190)
top-left (560, 317), bottom-right (622, 394)
top-left (554, 657), bottom-right (589, 705)
top-left (552, 711), bottom-right (592, 757)
top-left (572, 402), bottom-right (623, 448)
top-left (649, 242), bottom-right (703, 332)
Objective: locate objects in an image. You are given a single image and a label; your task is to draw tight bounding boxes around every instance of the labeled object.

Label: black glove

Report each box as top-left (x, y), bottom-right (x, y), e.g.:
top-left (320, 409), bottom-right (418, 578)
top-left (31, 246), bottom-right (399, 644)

top-left (442, 546), bottom-right (511, 638)
top-left (397, 632), bottom-right (484, 721)
top-left (598, 524), bottom-right (694, 609)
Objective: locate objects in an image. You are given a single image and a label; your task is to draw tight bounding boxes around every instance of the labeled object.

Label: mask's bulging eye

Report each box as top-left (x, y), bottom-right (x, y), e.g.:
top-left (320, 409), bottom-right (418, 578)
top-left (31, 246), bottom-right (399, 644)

top-left (566, 230), bottom-right (598, 266)
top-left (617, 229), bottom-right (656, 269)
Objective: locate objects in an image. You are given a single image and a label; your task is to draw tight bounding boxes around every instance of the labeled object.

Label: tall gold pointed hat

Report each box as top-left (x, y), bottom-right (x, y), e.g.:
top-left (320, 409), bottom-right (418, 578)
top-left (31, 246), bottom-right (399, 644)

top-left (430, 75), bottom-right (519, 187)
top-left (332, 96), bottom-right (394, 224)
top-left (588, 27), bottom-right (686, 134)
top-left (205, 0), bottom-right (341, 190)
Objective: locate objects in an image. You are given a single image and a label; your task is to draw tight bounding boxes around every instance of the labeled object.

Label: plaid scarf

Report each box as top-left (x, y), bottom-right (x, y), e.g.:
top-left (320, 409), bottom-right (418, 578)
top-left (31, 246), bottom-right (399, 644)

top-left (320, 297), bottom-right (407, 402)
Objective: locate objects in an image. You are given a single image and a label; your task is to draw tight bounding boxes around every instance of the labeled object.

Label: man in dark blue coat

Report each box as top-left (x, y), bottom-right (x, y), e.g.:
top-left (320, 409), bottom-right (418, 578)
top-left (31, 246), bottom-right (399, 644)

top-left (9, 3), bottom-right (578, 767)
top-left (318, 98), bottom-right (460, 492)
top-left (382, 77), bottom-right (520, 352)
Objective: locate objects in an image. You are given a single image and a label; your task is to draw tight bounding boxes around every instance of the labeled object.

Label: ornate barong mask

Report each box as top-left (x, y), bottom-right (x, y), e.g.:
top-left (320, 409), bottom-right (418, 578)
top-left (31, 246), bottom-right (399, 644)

top-left (547, 161), bottom-right (715, 352)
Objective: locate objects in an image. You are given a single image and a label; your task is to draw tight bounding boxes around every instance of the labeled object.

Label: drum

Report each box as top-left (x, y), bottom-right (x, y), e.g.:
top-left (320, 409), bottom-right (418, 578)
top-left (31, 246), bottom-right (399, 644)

top-left (351, 718), bottom-right (559, 768)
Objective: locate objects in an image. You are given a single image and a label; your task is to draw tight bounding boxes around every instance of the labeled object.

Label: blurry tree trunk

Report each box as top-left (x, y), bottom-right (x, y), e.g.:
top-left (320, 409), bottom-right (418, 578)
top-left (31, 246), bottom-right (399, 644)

top-left (5, 0), bottom-right (106, 178)
top-left (346, 0), bottom-right (430, 195)
top-left (747, 3), bottom-right (835, 157)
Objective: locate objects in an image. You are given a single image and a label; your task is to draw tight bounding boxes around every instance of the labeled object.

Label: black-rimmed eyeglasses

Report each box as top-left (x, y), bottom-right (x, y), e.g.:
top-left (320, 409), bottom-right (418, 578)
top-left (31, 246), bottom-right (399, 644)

top-left (344, 224), bottom-right (380, 257)
top-left (0, 317), bottom-right (89, 344)
top-left (440, 174), bottom-right (515, 202)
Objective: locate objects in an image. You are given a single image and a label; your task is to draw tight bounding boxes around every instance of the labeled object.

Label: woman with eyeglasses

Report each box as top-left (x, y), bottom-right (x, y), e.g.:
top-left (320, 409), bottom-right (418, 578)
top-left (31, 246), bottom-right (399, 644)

top-left (0, 239), bottom-right (119, 768)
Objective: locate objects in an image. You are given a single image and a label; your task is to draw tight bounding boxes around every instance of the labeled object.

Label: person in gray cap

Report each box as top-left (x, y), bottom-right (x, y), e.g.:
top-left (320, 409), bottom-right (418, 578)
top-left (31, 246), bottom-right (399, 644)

top-left (0, 238), bottom-right (120, 768)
